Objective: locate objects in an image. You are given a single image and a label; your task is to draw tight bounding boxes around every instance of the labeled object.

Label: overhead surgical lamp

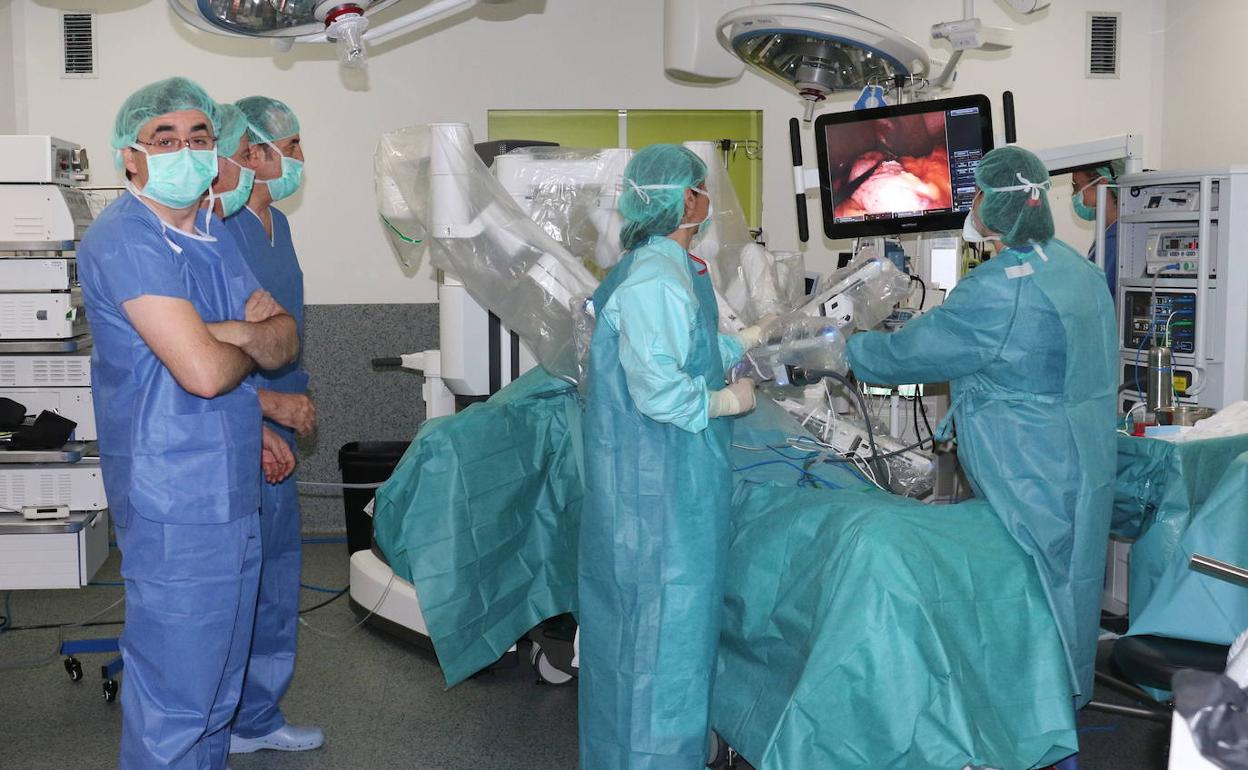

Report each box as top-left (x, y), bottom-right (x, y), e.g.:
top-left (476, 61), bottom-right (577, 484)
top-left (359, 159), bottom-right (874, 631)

top-left (716, 3), bottom-right (931, 122)
top-left (168, 0), bottom-right (509, 69)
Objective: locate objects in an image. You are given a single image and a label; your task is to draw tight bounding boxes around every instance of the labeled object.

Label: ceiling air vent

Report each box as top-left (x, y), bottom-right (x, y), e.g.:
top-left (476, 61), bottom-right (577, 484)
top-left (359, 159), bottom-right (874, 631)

top-left (1087, 12), bottom-right (1120, 78)
top-left (62, 12), bottom-right (97, 79)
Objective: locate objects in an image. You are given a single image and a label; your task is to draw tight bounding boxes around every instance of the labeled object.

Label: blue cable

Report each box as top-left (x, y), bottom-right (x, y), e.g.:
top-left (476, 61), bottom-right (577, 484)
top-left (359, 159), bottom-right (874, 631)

top-left (765, 445), bottom-right (819, 462)
top-left (301, 536), bottom-right (348, 545)
top-left (301, 583), bottom-right (348, 594)
top-left (733, 458), bottom-right (843, 490)
top-left (89, 581), bottom-right (125, 587)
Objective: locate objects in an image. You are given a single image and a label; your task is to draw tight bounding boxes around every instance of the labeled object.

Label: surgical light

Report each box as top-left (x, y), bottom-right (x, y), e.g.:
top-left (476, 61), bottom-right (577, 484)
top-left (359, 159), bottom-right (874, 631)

top-left (718, 3), bottom-right (930, 121)
top-left (167, 0), bottom-right (507, 70)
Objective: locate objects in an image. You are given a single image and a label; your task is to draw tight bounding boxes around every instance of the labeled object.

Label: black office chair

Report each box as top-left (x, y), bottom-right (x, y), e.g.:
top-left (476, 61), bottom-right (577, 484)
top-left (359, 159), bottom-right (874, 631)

top-left (1087, 554), bottom-right (1246, 723)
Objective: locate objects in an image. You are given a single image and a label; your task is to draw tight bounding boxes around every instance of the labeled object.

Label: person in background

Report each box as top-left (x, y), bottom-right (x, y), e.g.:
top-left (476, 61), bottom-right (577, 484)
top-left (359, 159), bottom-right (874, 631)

top-left (577, 144), bottom-right (773, 769)
top-left (1071, 160), bottom-right (1124, 301)
top-left (223, 95), bottom-right (322, 756)
top-left (78, 76), bottom-right (299, 770)
top-left (207, 102), bottom-right (255, 221)
top-left (846, 146), bottom-right (1118, 765)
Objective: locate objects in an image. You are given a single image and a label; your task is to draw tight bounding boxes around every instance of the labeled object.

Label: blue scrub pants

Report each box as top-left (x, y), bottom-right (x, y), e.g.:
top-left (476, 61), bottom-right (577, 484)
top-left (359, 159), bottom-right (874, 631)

top-left (232, 461), bottom-right (302, 738)
top-left (117, 511), bottom-right (261, 770)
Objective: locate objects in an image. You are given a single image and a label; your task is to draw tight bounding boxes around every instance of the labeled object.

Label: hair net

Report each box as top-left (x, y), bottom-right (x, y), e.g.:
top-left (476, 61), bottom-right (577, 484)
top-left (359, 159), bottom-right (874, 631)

top-left (110, 77), bottom-right (218, 168)
top-left (975, 145), bottom-right (1055, 247)
top-left (214, 103), bottom-right (249, 158)
top-left (237, 95), bottom-right (300, 145)
top-left (619, 144), bottom-right (707, 251)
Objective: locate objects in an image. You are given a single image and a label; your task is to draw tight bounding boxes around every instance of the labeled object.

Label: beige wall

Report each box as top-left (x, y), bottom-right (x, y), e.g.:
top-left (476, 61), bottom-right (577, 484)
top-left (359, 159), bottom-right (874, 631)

top-left (0, 0), bottom-right (17, 135)
top-left (1161, 0), bottom-right (1248, 168)
top-left (12, 0), bottom-right (1166, 302)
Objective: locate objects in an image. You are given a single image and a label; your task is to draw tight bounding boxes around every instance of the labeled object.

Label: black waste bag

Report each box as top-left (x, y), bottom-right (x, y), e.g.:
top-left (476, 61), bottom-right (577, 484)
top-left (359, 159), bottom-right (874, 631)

top-left (338, 441), bottom-right (411, 555)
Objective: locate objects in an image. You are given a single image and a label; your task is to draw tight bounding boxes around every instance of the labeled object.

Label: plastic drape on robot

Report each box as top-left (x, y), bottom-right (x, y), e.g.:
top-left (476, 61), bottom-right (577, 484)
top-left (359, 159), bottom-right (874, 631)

top-left (493, 147), bottom-right (632, 276)
top-left (375, 126), bottom-right (432, 271)
top-left (687, 141), bottom-right (791, 324)
top-left (733, 315), bottom-right (849, 388)
top-left (807, 254), bottom-right (913, 332)
top-left (375, 124), bottom-right (601, 382)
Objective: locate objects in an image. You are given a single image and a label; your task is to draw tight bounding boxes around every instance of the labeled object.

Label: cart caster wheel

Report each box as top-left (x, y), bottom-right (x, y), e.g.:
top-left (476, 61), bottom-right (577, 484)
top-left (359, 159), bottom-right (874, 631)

top-left (65, 657), bottom-right (83, 682)
top-left (529, 642), bottom-right (573, 686)
top-left (102, 679), bottom-right (118, 703)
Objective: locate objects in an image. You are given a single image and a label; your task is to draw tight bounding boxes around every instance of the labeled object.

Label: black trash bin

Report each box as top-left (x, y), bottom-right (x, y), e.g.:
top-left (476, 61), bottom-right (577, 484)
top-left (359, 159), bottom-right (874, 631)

top-left (338, 441), bottom-right (411, 555)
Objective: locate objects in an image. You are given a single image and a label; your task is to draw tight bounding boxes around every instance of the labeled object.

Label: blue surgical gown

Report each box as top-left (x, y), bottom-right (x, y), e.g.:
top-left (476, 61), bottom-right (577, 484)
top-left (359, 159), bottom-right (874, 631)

top-left (847, 239), bottom-right (1119, 707)
top-left (1087, 220), bottom-right (1119, 302)
top-left (222, 204), bottom-right (309, 738)
top-left (79, 194), bottom-right (263, 526)
top-left (78, 193), bottom-right (265, 769)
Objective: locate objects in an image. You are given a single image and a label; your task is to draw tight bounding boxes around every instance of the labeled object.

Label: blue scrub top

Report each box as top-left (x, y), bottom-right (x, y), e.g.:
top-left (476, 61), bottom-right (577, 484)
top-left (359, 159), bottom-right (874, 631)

top-left (77, 193), bottom-right (264, 526)
top-left (222, 206), bottom-right (308, 394)
top-left (1088, 220), bottom-right (1118, 302)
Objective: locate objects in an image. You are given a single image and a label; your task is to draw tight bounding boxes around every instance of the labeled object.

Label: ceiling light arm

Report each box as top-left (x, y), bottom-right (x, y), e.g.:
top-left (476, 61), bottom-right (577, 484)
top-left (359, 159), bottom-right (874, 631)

top-left (293, 0), bottom-right (481, 45)
top-left (926, 49), bottom-right (964, 90)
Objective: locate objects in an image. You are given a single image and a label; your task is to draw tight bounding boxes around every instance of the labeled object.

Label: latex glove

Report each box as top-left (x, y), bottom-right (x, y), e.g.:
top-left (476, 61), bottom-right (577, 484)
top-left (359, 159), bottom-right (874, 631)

top-left (738, 314), bottom-right (781, 350)
top-left (259, 390), bottom-right (317, 436)
top-left (261, 424), bottom-right (296, 484)
top-left (709, 378), bottom-right (757, 417)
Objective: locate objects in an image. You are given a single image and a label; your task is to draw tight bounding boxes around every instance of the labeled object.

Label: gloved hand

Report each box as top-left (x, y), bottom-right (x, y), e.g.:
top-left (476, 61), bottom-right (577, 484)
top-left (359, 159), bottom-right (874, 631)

top-left (738, 314), bottom-right (781, 350)
top-left (709, 378), bottom-right (757, 417)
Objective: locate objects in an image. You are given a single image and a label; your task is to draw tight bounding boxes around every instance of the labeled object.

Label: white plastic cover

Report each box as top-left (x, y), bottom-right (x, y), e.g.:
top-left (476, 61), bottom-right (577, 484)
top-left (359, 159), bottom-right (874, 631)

top-left (686, 141), bottom-right (791, 324)
top-left (738, 315), bottom-right (849, 388)
top-left (493, 146), bottom-right (632, 274)
top-left (375, 123), bottom-right (599, 382)
top-left (800, 254), bottom-right (912, 332)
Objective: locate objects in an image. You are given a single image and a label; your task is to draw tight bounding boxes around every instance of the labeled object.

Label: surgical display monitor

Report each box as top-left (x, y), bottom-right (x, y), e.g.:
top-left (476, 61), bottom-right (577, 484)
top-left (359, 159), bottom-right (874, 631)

top-left (814, 95), bottom-right (994, 239)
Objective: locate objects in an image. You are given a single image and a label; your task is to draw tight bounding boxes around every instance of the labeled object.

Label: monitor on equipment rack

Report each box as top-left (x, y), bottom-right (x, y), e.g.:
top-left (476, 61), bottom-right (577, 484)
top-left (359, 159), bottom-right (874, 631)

top-left (814, 94), bottom-right (994, 239)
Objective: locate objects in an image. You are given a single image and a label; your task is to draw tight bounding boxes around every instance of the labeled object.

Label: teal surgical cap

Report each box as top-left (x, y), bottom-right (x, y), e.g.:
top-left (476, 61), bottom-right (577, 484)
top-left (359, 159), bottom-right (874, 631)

top-left (214, 103), bottom-right (249, 158)
top-left (975, 145), bottom-right (1055, 248)
top-left (236, 95), bottom-right (300, 145)
top-left (619, 144), bottom-right (707, 251)
top-left (111, 76), bottom-right (218, 168)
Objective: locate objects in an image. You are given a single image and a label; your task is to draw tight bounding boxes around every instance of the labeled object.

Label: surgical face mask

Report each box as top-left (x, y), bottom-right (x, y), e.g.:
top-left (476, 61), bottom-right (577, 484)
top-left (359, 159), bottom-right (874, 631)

top-left (130, 145), bottom-right (217, 209)
top-left (1071, 177), bottom-right (1100, 221)
top-left (679, 186), bottom-right (712, 235)
top-left (261, 140), bottom-right (303, 202)
top-left (962, 207), bottom-right (990, 243)
top-left (218, 156), bottom-right (255, 218)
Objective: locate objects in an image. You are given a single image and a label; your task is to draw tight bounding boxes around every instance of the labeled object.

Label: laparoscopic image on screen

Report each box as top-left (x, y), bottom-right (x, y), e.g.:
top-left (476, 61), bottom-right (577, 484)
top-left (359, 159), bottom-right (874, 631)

top-left (825, 112), bottom-right (954, 222)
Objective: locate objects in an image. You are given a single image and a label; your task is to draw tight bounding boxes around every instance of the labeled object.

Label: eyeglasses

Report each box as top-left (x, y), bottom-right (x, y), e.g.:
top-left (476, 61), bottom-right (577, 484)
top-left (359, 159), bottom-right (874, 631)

top-left (135, 135), bottom-right (216, 153)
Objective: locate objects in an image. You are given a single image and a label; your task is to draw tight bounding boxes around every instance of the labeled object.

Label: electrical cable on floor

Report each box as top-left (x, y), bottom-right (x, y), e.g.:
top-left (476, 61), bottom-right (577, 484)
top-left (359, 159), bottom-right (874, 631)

top-left (296, 481), bottom-right (384, 490)
top-left (0, 594), bottom-right (125, 671)
top-left (299, 588), bottom-right (350, 615)
top-left (297, 573), bottom-right (395, 639)
top-left (301, 582), bottom-right (347, 594)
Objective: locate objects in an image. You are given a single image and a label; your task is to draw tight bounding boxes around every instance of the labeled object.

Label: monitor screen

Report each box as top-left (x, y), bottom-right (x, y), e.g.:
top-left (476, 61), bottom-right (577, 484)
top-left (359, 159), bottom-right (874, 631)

top-left (814, 95), bottom-right (994, 239)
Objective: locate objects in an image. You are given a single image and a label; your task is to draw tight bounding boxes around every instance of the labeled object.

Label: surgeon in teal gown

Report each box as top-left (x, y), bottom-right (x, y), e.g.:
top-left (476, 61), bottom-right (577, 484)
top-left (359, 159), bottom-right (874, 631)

top-left (578, 145), bottom-right (772, 769)
top-left (847, 145), bottom-right (1119, 709)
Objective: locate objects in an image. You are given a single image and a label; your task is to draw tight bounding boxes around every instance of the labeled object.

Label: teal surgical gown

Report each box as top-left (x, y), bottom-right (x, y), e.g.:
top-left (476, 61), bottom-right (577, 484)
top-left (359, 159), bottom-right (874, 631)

top-left (847, 239), bottom-right (1118, 707)
top-left (578, 235), bottom-right (743, 769)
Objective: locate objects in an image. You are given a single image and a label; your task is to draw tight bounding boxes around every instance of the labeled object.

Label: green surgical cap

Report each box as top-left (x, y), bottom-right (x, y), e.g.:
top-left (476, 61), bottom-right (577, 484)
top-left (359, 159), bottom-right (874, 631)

top-left (619, 144), bottom-right (707, 251)
top-left (214, 103), bottom-right (249, 158)
top-left (1094, 158), bottom-right (1126, 184)
top-left (111, 77), bottom-right (218, 169)
top-left (975, 145), bottom-right (1055, 248)
top-left (236, 95), bottom-right (300, 145)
